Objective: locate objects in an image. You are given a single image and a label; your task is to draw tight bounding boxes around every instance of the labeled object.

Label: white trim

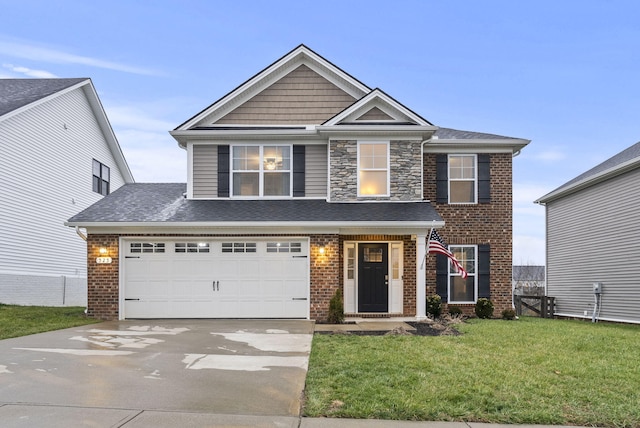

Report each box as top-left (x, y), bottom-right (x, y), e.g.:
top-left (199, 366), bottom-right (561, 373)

top-left (448, 154), bottom-right (478, 205)
top-left (187, 143), bottom-right (194, 199)
top-left (344, 240), bottom-right (403, 315)
top-left (229, 143), bottom-right (293, 198)
top-left (416, 232), bottom-right (427, 320)
top-left (447, 244), bottom-right (477, 304)
top-left (425, 139), bottom-right (529, 154)
top-left (323, 89), bottom-right (432, 127)
top-left (357, 141), bottom-right (390, 198)
top-left (174, 45), bottom-right (370, 131)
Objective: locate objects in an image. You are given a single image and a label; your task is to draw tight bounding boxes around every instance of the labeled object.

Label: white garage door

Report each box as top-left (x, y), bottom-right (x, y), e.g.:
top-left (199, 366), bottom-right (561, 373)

top-left (122, 238), bottom-right (309, 319)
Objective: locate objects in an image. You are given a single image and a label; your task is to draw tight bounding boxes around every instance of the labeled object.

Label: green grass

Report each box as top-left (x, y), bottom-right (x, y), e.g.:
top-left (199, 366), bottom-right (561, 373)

top-left (305, 317), bottom-right (640, 427)
top-left (0, 305), bottom-right (99, 340)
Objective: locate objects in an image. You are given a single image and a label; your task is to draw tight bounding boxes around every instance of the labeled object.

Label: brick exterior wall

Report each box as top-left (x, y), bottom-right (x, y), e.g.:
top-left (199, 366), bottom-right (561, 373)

top-left (84, 153), bottom-right (513, 320)
top-left (309, 234), bottom-right (340, 321)
top-left (423, 152), bottom-right (513, 316)
top-left (86, 234), bottom-right (120, 320)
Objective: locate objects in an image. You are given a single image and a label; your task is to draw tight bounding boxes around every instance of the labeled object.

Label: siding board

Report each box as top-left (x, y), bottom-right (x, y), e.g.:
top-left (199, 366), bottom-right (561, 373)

top-left (0, 87), bottom-right (127, 289)
top-left (192, 145), bottom-right (218, 198)
top-left (546, 167), bottom-right (640, 323)
top-left (305, 144), bottom-right (327, 197)
top-left (216, 65), bottom-right (356, 125)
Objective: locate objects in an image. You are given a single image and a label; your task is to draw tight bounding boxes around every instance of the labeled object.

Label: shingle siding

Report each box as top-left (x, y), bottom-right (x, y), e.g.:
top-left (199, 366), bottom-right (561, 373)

top-left (216, 65), bottom-right (356, 125)
top-left (546, 167), bottom-right (640, 323)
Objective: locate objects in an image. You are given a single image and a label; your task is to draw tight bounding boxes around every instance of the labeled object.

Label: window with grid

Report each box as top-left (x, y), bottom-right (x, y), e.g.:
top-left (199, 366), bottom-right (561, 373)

top-left (449, 245), bottom-right (477, 303)
top-left (448, 154), bottom-right (476, 203)
top-left (130, 243), bottom-right (165, 253)
top-left (358, 142), bottom-right (389, 196)
top-left (92, 159), bottom-right (110, 196)
top-left (221, 242), bottom-right (257, 253)
top-left (175, 243), bottom-right (210, 253)
top-left (232, 145), bottom-right (291, 197)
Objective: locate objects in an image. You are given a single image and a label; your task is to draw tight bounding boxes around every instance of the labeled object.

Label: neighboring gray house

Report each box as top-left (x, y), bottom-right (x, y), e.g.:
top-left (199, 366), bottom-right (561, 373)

top-left (536, 141), bottom-right (640, 324)
top-left (0, 78), bottom-right (134, 306)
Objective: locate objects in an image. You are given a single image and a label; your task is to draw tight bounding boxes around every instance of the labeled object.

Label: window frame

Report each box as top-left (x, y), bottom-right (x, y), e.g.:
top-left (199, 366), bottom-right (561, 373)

top-left (92, 159), bottom-right (110, 196)
top-left (448, 154), bottom-right (477, 204)
top-left (448, 244), bottom-right (478, 304)
top-left (230, 144), bottom-right (292, 198)
top-left (357, 141), bottom-right (390, 197)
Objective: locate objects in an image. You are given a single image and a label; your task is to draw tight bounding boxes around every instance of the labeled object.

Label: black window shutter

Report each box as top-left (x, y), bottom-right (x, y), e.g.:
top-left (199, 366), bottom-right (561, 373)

top-left (293, 145), bottom-right (305, 197)
top-left (478, 244), bottom-right (490, 299)
top-left (478, 154), bottom-right (490, 203)
top-left (436, 253), bottom-right (449, 302)
top-left (436, 154), bottom-right (448, 203)
top-left (218, 145), bottom-right (230, 197)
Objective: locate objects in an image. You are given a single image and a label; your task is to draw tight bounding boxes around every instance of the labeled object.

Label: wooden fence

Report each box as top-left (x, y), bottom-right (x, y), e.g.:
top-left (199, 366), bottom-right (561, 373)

top-left (514, 295), bottom-right (555, 318)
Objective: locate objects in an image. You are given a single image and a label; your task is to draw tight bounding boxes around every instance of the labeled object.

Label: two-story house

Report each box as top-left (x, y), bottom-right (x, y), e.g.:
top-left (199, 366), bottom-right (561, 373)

top-left (1, 78), bottom-right (134, 307)
top-left (67, 45), bottom-right (528, 321)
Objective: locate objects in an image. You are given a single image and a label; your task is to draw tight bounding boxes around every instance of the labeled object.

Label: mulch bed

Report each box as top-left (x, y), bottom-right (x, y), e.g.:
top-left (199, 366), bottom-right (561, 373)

top-left (315, 321), bottom-right (462, 336)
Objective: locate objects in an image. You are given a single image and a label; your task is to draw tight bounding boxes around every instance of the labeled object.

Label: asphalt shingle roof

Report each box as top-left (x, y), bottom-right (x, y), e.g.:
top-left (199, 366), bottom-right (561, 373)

top-left (434, 127), bottom-right (522, 140)
top-left (547, 141), bottom-right (640, 197)
top-left (67, 183), bottom-right (442, 224)
top-left (0, 78), bottom-right (87, 117)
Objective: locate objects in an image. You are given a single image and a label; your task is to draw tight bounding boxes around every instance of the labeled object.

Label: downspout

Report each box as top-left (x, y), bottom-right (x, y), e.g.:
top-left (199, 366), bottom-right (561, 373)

top-left (75, 226), bottom-right (87, 241)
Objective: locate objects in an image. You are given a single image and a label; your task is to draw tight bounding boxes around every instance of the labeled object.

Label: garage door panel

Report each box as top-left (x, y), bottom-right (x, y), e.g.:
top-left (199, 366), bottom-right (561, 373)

top-left (123, 239), bottom-right (309, 319)
top-left (127, 280), bottom-right (171, 298)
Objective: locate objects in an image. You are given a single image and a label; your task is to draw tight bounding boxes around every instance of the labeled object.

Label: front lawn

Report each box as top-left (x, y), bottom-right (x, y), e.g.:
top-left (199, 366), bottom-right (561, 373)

top-left (305, 317), bottom-right (640, 427)
top-left (0, 305), bottom-right (99, 340)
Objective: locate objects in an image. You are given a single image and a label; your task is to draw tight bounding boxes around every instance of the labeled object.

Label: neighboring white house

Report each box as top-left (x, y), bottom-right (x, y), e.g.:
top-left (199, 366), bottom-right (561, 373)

top-left (0, 78), bottom-right (134, 306)
top-left (536, 141), bottom-right (640, 324)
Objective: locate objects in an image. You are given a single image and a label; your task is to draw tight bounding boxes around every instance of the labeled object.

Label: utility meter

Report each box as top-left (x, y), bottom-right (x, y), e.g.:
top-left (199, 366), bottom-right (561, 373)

top-left (593, 282), bottom-right (603, 294)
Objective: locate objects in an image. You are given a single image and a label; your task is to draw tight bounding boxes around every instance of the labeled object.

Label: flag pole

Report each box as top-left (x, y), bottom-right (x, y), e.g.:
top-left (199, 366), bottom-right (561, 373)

top-left (420, 222), bottom-right (435, 270)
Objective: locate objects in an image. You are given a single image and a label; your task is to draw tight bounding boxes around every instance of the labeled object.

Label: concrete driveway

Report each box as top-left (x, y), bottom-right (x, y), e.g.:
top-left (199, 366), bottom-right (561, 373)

top-left (0, 319), bottom-right (314, 427)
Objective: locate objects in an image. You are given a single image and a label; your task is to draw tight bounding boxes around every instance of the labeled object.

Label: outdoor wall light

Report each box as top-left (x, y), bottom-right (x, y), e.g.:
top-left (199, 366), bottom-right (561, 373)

top-left (99, 247), bottom-right (108, 255)
top-left (318, 246), bottom-right (326, 255)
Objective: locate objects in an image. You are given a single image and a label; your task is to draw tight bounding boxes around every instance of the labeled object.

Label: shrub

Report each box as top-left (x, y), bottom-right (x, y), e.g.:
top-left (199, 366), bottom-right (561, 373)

top-left (502, 308), bottom-right (517, 320)
top-left (448, 306), bottom-right (463, 316)
top-left (327, 288), bottom-right (344, 324)
top-left (427, 294), bottom-right (442, 318)
top-left (475, 298), bottom-right (494, 319)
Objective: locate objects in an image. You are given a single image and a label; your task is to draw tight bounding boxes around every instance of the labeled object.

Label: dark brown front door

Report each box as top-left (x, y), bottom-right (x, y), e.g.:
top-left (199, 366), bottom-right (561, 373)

top-left (358, 243), bottom-right (388, 312)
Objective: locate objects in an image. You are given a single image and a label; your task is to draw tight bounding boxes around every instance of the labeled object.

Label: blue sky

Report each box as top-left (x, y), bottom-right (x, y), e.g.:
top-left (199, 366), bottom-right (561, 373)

top-left (2, 0), bottom-right (639, 265)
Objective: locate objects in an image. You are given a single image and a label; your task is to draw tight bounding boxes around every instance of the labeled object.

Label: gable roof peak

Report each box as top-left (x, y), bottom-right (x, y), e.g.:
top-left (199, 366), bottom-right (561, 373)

top-left (173, 45), bottom-right (371, 131)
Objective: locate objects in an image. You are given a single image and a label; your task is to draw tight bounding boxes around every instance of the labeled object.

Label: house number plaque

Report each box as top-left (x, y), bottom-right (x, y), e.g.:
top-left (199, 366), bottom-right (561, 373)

top-left (96, 257), bottom-right (113, 264)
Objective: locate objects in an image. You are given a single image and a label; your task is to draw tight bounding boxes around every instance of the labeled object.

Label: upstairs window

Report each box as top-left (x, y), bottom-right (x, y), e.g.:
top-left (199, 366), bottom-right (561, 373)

top-left (448, 154), bottom-right (476, 203)
top-left (232, 145), bottom-right (291, 197)
top-left (358, 141), bottom-right (389, 197)
top-left (92, 159), bottom-right (110, 196)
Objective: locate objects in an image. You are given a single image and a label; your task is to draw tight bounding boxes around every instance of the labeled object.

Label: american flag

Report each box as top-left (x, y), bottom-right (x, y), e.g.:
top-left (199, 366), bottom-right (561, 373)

top-left (428, 229), bottom-right (468, 278)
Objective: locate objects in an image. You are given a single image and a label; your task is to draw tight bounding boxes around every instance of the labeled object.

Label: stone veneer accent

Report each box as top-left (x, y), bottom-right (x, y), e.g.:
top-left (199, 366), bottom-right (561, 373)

top-left (330, 140), bottom-right (423, 201)
top-left (423, 152), bottom-right (513, 316)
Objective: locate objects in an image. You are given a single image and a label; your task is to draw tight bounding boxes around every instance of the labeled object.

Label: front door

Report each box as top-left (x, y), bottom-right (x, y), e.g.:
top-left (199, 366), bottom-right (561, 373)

top-left (358, 243), bottom-right (389, 312)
